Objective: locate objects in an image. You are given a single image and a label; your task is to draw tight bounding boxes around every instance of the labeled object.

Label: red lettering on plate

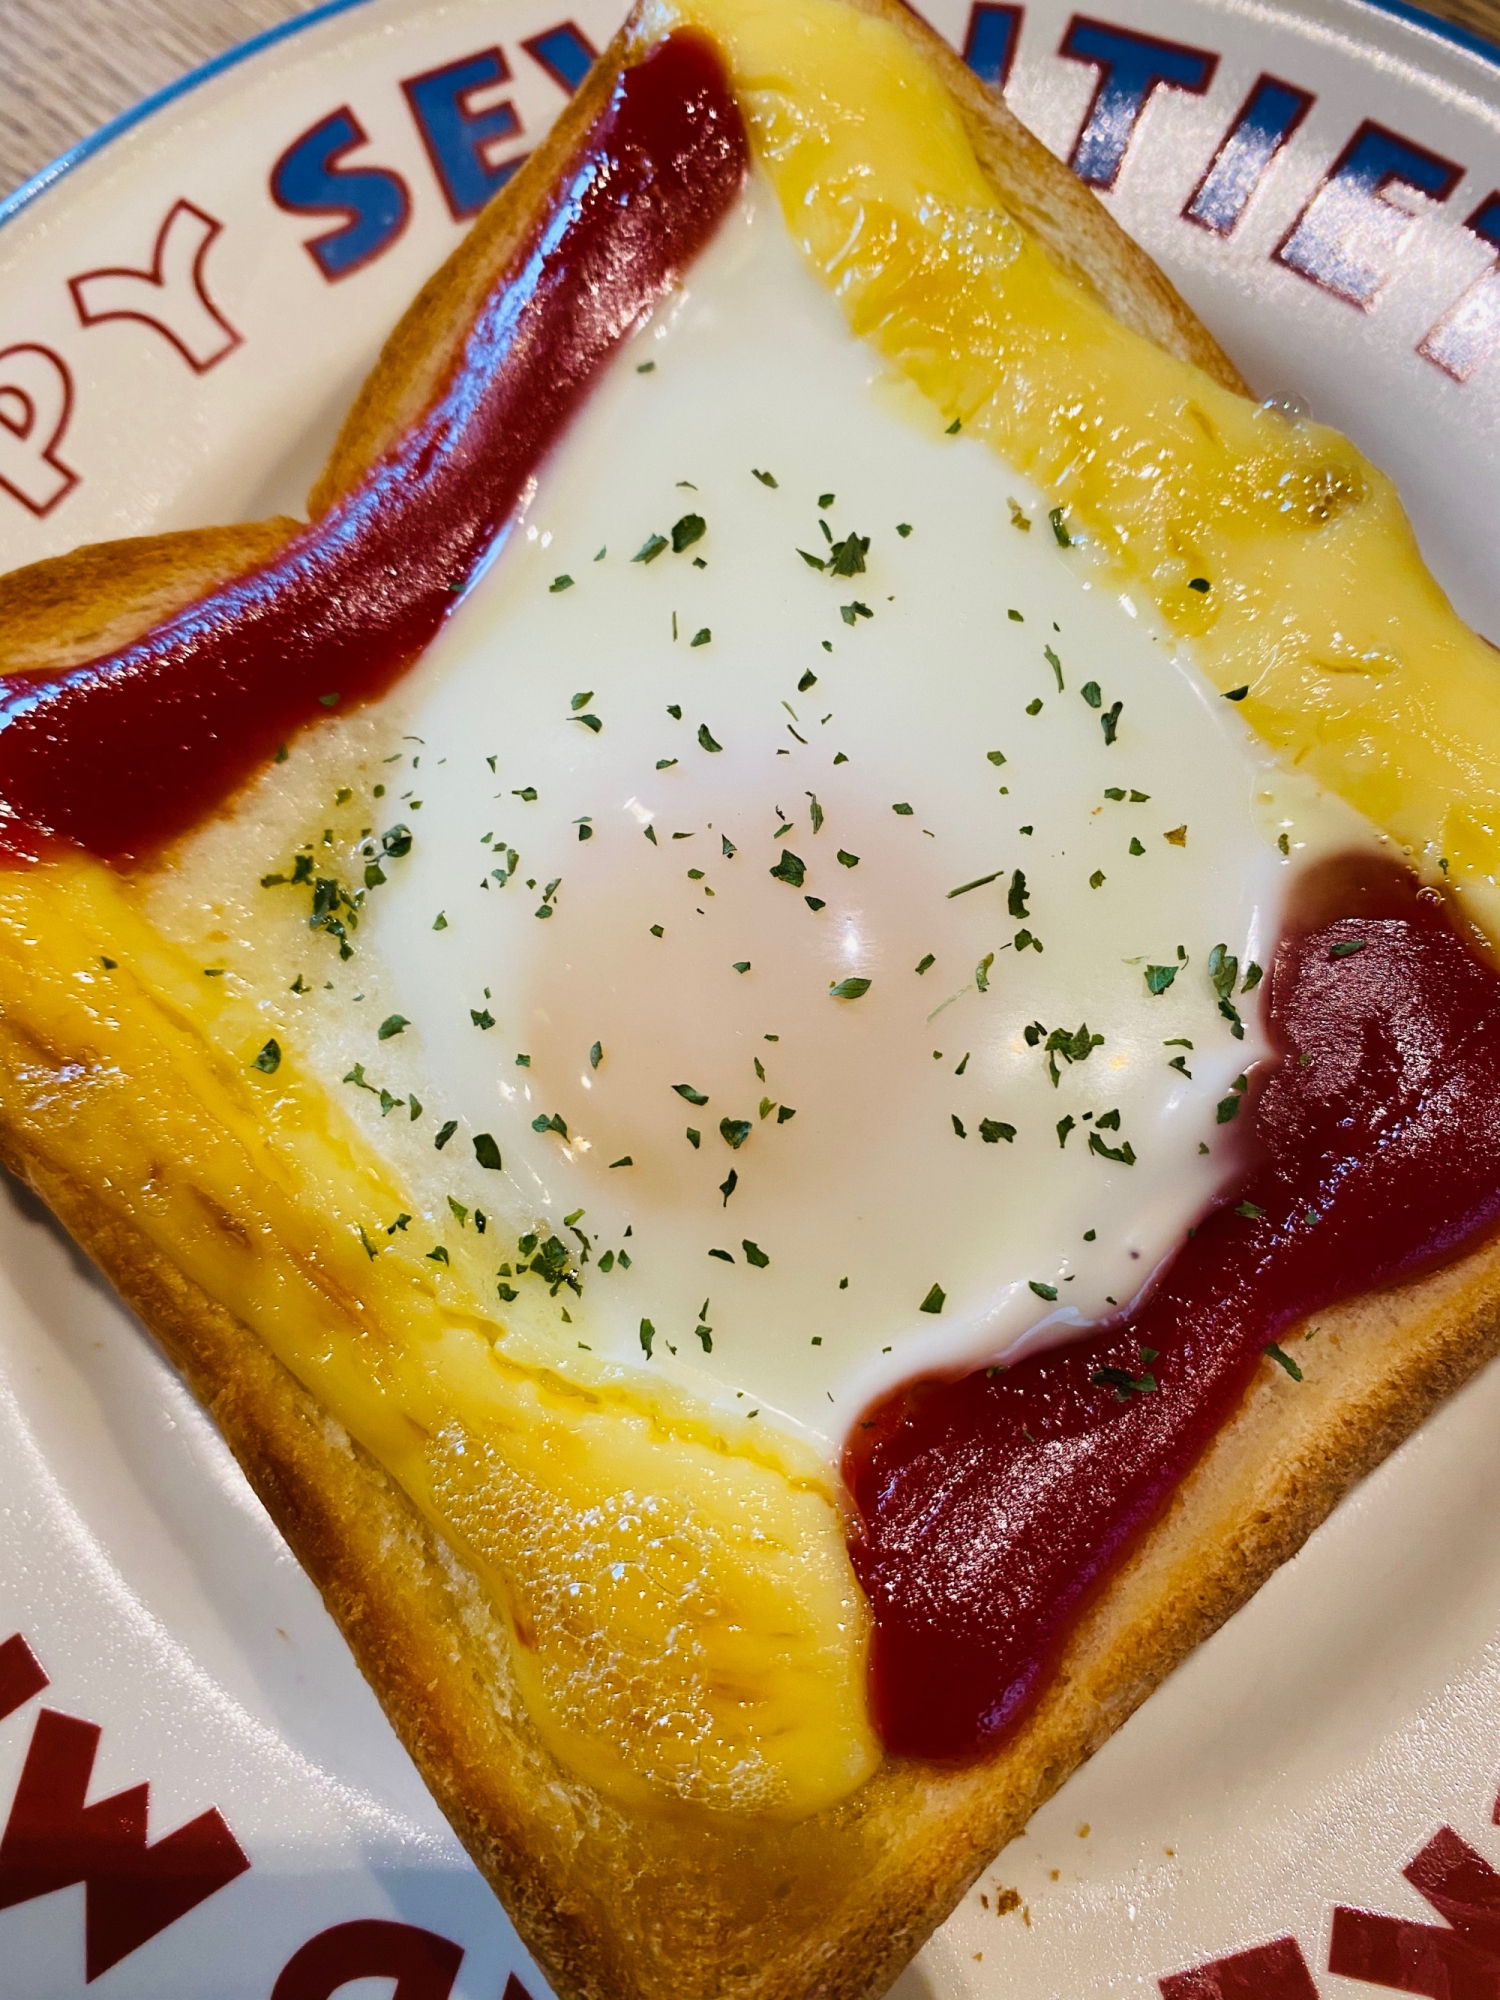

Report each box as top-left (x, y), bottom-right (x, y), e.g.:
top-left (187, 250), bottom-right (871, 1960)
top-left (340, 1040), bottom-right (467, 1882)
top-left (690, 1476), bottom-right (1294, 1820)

top-left (1160, 1936), bottom-right (1319, 2000)
top-left (1330, 1827), bottom-right (1500, 1998)
top-left (69, 199), bottom-right (242, 372)
top-left (0, 1635), bottom-right (47, 1722)
top-left (1275, 121), bottom-right (1463, 309)
top-left (0, 344), bottom-right (80, 517)
top-left (0, 1708), bottom-right (249, 1980)
top-left (270, 1919), bottom-right (465, 2000)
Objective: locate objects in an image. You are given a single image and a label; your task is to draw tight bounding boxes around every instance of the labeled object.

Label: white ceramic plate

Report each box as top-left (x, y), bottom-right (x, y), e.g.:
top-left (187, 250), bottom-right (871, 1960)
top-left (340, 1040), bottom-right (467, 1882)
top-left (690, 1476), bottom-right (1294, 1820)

top-left (5, 2), bottom-right (1500, 1994)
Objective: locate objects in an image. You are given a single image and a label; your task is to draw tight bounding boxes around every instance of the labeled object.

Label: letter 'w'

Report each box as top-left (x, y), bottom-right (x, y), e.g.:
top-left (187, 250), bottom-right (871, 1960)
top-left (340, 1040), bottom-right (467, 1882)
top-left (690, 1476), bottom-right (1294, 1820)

top-left (0, 1708), bottom-right (249, 1979)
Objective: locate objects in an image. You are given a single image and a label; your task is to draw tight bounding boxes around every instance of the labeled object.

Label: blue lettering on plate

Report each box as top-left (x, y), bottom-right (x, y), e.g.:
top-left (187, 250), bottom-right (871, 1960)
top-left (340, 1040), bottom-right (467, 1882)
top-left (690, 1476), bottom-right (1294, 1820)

top-left (1421, 192), bottom-right (1500, 379)
top-left (962, 4), bottom-right (1023, 96)
top-left (270, 107), bottom-right (410, 283)
top-left (1060, 17), bottom-right (1217, 191)
top-left (1277, 120), bottom-right (1462, 307)
top-left (521, 22), bottom-right (601, 95)
top-left (1186, 74), bottom-right (1314, 236)
top-left (403, 49), bottom-right (525, 223)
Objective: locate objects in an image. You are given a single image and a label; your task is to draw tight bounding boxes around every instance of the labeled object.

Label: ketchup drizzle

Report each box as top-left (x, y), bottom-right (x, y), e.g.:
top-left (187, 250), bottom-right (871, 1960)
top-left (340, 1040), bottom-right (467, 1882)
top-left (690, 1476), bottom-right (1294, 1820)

top-left (0, 33), bottom-right (746, 866)
top-left (5, 24), bottom-right (1493, 1777)
top-left (845, 859), bottom-right (1500, 1761)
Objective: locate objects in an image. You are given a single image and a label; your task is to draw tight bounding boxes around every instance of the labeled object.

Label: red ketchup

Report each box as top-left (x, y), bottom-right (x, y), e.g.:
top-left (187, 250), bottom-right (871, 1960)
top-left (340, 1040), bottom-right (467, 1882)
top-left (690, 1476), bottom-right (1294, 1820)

top-left (0, 32), bottom-right (746, 866)
top-left (3, 15), bottom-right (1493, 1778)
top-left (844, 857), bottom-right (1500, 1760)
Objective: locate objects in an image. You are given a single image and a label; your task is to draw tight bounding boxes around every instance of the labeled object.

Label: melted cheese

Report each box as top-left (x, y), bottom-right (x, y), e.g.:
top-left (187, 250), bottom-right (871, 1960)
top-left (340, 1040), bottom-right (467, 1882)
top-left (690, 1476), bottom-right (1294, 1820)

top-left (322, 180), bottom-right (1372, 1450)
top-left (652, 0), bottom-right (1500, 938)
top-left (36, 0), bottom-right (1485, 1819)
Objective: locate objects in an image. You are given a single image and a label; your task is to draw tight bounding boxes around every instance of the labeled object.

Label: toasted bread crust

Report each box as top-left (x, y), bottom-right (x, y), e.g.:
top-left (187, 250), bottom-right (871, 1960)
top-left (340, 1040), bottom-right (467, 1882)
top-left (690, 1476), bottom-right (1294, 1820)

top-left (0, 521), bottom-right (302, 678)
top-left (0, 9), bottom-right (1486, 2000)
top-left (4, 1025), bottom-right (1497, 2000)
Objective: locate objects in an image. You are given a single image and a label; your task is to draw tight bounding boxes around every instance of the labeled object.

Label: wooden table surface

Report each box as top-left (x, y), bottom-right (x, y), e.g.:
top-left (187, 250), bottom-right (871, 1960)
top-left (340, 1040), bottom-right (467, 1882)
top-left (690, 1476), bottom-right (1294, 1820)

top-left (4, 0), bottom-right (1500, 200)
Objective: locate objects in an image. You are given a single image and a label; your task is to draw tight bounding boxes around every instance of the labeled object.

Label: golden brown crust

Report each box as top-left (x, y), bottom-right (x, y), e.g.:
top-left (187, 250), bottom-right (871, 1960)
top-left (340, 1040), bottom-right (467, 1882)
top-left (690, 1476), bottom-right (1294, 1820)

top-left (0, 521), bottom-right (302, 677)
top-left (3, 1035), bottom-right (1497, 2000)
top-left (0, 8), bottom-right (1479, 1999)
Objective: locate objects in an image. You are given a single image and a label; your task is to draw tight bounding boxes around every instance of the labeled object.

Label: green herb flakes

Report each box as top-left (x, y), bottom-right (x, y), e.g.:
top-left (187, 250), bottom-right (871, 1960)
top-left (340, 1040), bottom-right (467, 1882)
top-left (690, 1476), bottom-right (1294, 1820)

top-left (1091, 1365), bottom-right (1156, 1402)
top-left (697, 723), bottom-right (723, 753)
top-left (377, 1014), bottom-right (408, 1040)
top-left (550, 575), bottom-right (574, 593)
top-left (634, 533), bottom-right (668, 564)
top-left (948, 869), bottom-right (1001, 899)
top-left (743, 1240), bottom-right (771, 1268)
top-left (827, 531), bottom-right (869, 578)
top-left (979, 1118), bottom-right (1016, 1144)
top-left (435, 1120), bottom-right (457, 1150)
top-left (720, 1118), bottom-right (752, 1150)
top-left (1208, 943), bottom-right (1246, 1038)
top-left (473, 1133), bottom-right (502, 1171)
top-left (919, 1283), bottom-right (946, 1314)
top-left (770, 850), bottom-right (806, 888)
top-left (915, 953), bottom-right (936, 975)
top-left (1265, 1342), bottom-right (1304, 1380)
top-left (251, 1039), bottom-right (282, 1074)
top-left (1029, 1280), bottom-right (1059, 1301)
top-left (829, 977), bottom-right (872, 999)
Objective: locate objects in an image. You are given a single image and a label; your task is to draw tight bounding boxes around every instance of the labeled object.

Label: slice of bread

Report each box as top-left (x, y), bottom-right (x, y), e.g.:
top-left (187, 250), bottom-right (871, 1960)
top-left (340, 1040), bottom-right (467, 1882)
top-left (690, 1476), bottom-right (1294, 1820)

top-left (1, 6), bottom-right (1497, 1999)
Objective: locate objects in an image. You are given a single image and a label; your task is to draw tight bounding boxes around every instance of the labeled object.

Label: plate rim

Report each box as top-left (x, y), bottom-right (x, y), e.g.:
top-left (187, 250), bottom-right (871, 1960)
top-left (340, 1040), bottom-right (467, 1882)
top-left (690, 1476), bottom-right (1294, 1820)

top-left (3, 0), bottom-right (1500, 240)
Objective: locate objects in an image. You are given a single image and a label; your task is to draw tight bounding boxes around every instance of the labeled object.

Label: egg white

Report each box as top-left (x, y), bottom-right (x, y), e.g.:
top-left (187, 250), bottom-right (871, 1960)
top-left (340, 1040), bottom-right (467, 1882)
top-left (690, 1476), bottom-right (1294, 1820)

top-left (162, 178), bottom-right (1381, 1459)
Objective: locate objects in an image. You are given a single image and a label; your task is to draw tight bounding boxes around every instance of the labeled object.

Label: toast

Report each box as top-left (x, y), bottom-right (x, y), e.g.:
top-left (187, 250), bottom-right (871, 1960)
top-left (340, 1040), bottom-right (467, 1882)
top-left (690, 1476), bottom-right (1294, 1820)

top-left (2, 3), bottom-right (1500, 1997)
